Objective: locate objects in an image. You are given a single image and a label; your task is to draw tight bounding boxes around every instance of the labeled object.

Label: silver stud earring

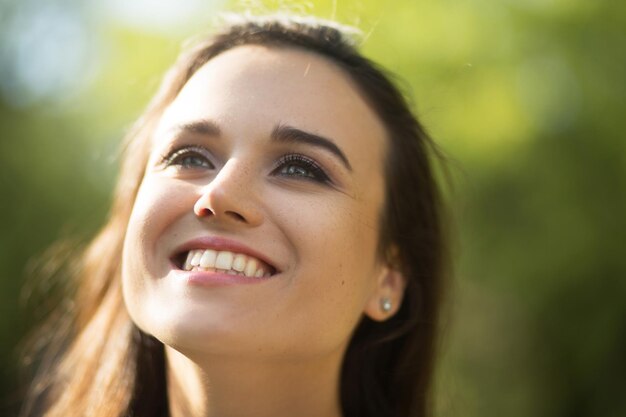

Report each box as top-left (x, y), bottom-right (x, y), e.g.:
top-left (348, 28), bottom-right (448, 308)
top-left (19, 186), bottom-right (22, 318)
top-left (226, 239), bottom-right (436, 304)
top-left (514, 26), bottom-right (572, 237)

top-left (380, 297), bottom-right (392, 313)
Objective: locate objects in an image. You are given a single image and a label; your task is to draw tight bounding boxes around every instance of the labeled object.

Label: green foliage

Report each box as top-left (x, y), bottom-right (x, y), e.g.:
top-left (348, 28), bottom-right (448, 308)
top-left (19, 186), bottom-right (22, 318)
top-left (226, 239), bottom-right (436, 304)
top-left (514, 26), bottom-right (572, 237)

top-left (1, 1), bottom-right (624, 416)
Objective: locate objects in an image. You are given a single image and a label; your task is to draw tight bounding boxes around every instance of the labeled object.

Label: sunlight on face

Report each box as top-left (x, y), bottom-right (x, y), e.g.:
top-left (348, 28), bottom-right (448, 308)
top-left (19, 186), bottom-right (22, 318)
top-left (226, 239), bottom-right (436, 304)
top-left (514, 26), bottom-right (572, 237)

top-left (122, 45), bottom-right (390, 360)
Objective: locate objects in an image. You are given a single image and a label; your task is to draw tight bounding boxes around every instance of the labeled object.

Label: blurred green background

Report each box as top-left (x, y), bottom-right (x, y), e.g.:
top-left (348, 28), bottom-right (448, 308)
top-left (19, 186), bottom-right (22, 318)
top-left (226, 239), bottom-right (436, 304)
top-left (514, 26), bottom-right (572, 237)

top-left (1, 0), bottom-right (625, 416)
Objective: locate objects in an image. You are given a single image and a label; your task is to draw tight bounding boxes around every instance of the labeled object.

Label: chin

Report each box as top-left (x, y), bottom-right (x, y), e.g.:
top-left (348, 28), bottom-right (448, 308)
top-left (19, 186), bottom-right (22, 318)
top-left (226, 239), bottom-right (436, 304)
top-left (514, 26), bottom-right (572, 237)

top-left (135, 300), bottom-right (259, 355)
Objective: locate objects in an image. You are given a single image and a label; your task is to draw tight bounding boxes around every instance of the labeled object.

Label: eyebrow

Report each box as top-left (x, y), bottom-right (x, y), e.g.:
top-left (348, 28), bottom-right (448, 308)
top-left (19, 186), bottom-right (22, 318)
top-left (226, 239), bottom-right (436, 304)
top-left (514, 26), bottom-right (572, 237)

top-left (271, 124), bottom-right (352, 171)
top-left (168, 119), bottom-right (221, 137)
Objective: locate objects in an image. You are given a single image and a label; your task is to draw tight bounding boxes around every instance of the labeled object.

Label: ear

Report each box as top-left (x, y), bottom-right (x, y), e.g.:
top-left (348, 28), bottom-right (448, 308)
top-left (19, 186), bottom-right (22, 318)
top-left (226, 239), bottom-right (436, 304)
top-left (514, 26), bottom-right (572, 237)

top-left (363, 254), bottom-right (406, 322)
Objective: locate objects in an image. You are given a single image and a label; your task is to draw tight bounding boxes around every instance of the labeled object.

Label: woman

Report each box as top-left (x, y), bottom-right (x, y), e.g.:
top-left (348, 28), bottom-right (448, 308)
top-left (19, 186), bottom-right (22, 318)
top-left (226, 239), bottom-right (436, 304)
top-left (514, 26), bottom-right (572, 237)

top-left (21, 14), bottom-right (448, 417)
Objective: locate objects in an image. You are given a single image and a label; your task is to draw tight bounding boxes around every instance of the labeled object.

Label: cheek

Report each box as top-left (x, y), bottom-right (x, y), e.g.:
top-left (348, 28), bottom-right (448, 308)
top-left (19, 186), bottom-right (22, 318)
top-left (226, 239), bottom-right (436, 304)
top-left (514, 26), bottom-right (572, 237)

top-left (268, 190), bottom-right (383, 347)
top-left (125, 176), bottom-right (193, 259)
top-left (121, 177), bottom-right (193, 327)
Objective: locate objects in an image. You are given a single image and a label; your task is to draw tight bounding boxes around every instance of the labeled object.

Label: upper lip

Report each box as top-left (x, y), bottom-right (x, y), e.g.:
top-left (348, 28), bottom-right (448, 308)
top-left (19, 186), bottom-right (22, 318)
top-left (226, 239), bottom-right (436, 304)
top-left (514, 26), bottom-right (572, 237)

top-left (171, 236), bottom-right (280, 273)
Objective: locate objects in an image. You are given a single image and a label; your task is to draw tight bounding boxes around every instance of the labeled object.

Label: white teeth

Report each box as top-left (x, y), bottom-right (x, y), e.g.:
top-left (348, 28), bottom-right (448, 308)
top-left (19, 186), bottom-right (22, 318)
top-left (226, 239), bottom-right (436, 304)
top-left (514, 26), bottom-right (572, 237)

top-left (215, 251), bottom-right (234, 270)
top-left (233, 254), bottom-right (247, 272)
top-left (244, 258), bottom-right (258, 277)
top-left (184, 252), bottom-right (193, 270)
top-left (182, 249), bottom-right (272, 277)
top-left (200, 250), bottom-right (217, 268)
top-left (190, 250), bottom-right (202, 267)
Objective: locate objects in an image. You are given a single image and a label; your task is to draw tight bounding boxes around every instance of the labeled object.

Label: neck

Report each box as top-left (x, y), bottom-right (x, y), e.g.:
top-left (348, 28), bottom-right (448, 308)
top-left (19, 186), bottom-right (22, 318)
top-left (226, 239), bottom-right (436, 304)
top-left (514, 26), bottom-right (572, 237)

top-left (165, 346), bottom-right (344, 417)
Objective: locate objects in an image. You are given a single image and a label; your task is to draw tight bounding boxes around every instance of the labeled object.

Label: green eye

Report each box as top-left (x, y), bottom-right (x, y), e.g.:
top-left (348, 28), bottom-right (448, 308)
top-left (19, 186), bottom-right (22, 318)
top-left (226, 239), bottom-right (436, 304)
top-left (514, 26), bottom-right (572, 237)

top-left (274, 154), bottom-right (330, 183)
top-left (162, 145), bottom-right (214, 170)
top-left (176, 154), bottom-right (212, 168)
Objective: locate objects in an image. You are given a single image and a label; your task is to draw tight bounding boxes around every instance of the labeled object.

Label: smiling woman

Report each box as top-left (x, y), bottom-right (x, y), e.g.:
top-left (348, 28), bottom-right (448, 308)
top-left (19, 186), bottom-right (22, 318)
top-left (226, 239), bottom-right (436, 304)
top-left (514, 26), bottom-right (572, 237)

top-left (20, 14), bottom-right (448, 417)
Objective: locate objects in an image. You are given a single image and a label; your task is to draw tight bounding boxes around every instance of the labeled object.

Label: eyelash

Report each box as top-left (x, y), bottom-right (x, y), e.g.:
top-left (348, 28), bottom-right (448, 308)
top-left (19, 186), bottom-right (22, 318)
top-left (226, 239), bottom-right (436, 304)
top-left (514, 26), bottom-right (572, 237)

top-left (274, 154), bottom-right (330, 184)
top-left (159, 145), bottom-right (331, 184)
top-left (160, 145), bottom-right (214, 169)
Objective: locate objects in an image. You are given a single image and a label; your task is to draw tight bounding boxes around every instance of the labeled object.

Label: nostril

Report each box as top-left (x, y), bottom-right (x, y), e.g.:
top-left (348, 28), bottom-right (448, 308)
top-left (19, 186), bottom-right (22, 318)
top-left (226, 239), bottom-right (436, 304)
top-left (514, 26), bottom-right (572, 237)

top-left (196, 207), bottom-right (214, 217)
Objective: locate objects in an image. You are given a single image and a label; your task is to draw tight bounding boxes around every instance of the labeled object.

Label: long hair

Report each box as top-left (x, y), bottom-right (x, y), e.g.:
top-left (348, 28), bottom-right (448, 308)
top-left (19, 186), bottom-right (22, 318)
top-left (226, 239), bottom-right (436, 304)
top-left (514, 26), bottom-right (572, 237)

top-left (21, 14), bottom-right (448, 417)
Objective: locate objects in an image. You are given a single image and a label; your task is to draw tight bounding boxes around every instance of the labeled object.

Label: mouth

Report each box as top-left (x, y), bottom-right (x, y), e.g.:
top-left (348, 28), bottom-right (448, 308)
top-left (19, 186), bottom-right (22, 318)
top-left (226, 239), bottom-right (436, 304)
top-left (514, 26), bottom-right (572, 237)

top-left (172, 249), bottom-right (277, 278)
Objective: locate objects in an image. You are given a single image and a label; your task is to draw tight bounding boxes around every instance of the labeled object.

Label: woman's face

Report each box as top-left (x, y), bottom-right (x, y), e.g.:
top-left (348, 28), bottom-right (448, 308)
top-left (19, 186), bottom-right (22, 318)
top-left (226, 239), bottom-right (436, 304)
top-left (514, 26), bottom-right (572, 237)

top-left (122, 45), bottom-right (399, 360)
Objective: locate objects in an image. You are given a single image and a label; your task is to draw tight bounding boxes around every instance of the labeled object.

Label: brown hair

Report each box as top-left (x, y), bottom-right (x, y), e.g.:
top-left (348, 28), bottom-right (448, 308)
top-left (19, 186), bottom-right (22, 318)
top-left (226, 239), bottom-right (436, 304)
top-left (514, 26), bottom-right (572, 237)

top-left (21, 14), bottom-right (448, 417)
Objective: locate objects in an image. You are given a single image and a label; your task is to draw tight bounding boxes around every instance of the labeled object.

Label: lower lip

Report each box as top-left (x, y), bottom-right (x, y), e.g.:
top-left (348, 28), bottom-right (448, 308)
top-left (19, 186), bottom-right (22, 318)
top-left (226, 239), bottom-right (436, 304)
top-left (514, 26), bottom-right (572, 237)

top-left (172, 269), bottom-right (272, 287)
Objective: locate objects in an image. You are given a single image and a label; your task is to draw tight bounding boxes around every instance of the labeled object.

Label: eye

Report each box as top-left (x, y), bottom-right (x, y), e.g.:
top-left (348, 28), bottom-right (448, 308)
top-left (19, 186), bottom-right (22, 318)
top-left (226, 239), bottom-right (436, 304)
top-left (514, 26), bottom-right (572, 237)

top-left (160, 145), bottom-right (214, 170)
top-left (273, 154), bottom-right (331, 184)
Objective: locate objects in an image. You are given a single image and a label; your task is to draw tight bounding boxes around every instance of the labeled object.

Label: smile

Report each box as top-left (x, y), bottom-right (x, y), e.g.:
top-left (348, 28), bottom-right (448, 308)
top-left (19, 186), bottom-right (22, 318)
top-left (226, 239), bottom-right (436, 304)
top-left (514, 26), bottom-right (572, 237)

top-left (182, 249), bottom-right (273, 277)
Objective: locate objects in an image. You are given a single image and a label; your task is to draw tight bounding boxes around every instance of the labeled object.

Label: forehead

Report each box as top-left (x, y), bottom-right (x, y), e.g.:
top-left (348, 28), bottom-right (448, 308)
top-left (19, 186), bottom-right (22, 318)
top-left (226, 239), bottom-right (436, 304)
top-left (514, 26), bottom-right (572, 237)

top-left (155, 45), bottom-right (388, 173)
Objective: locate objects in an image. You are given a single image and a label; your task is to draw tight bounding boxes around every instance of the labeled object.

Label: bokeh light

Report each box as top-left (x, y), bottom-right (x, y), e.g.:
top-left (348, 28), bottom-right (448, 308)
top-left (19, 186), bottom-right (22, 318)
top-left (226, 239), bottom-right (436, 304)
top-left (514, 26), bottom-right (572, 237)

top-left (2, 1), bottom-right (625, 416)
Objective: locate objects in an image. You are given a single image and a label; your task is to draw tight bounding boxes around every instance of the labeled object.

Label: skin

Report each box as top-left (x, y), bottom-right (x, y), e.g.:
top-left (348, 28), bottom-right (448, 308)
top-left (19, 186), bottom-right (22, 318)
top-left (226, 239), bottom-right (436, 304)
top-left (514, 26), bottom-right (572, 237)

top-left (121, 45), bottom-right (405, 417)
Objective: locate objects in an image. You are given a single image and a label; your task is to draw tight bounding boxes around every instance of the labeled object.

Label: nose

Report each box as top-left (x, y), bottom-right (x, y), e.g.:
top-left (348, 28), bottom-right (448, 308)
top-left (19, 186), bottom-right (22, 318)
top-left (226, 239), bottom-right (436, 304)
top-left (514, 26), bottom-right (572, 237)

top-left (193, 159), bottom-right (263, 227)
